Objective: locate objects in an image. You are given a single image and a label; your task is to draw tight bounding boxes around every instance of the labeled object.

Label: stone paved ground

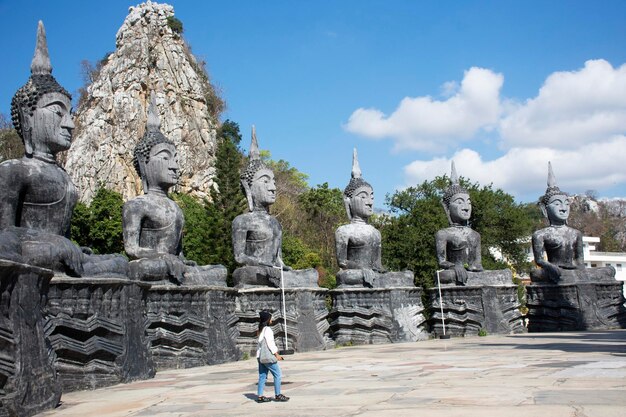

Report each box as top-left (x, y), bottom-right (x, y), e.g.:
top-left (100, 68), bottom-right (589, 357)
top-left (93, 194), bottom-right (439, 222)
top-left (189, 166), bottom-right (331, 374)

top-left (38, 330), bottom-right (626, 417)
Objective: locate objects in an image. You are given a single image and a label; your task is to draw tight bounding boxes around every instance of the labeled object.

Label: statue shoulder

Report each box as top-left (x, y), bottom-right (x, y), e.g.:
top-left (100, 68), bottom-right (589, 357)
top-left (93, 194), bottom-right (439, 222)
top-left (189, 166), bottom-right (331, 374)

top-left (123, 195), bottom-right (153, 214)
top-left (232, 212), bottom-right (252, 227)
top-left (0, 158), bottom-right (30, 185)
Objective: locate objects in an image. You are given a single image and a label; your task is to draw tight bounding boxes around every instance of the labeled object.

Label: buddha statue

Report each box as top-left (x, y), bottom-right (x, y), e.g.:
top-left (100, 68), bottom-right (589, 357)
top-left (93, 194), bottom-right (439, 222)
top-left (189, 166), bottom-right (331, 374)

top-left (0, 21), bottom-right (127, 277)
top-left (335, 149), bottom-right (413, 288)
top-left (530, 162), bottom-right (614, 283)
top-left (122, 95), bottom-right (227, 285)
top-left (231, 127), bottom-right (318, 288)
top-left (435, 162), bottom-right (509, 286)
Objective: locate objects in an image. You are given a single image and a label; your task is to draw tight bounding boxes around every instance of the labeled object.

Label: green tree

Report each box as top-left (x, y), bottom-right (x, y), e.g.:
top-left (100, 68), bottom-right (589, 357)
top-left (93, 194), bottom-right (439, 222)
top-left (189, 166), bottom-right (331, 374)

top-left (0, 113), bottom-right (23, 161)
top-left (173, 193), bottom-right (214, 265)
top-left (203, 120), bottom-right (246, 273)
top-left (70, 187), bottom-right (125, 254)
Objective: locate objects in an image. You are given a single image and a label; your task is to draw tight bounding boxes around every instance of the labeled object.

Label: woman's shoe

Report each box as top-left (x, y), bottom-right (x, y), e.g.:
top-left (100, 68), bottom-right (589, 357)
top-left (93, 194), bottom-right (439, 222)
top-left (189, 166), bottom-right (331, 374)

top-left (256, 396), bottom-right (271, 403)
top-left (274, 394), bottom-right (290, 402)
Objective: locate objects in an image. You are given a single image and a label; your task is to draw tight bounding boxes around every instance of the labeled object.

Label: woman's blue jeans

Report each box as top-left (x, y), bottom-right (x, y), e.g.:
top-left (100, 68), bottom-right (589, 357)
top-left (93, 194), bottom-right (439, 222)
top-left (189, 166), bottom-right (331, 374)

top-left (257, 360), bottom-right (282, 396)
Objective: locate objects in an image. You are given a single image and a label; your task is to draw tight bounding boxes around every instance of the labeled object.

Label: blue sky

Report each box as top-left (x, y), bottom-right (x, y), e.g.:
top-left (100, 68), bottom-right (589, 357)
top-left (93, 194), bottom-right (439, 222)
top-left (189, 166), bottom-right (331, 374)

top-left (1, 1), bottom-right (625, 204)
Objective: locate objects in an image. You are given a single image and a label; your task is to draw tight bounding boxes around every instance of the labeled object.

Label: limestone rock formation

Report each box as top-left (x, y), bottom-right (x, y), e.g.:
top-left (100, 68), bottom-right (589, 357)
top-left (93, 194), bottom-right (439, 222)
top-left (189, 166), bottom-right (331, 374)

top-left (65, 1), bottom-right (221, 203)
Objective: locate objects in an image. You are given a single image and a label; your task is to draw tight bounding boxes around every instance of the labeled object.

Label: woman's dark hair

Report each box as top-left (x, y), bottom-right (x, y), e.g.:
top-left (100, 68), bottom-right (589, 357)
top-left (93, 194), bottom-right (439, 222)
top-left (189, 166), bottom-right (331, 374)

top-left (258, 310), bottom-right (272, 334)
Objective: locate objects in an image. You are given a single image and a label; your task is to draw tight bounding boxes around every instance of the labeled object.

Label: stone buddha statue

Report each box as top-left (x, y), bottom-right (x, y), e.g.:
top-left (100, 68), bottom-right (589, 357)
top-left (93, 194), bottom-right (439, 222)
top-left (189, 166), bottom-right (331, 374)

top-left (335, 149), bottom-right (413, 288)
top-left (0, 21), bottom-right (127, 277)
top-left (122, 95), bottom-right (227, 286)
top-left (231, 127), bottom-right (318, 288)
top-left (435, 162), bottom-right (509, 286)
top-left (530, 162), bottom-right (614, 283)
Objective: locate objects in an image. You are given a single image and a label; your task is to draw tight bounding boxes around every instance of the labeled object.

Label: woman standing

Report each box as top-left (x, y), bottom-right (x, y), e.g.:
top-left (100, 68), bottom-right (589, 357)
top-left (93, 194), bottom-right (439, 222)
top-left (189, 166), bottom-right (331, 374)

top-left (256, 311), bottom-right (290, 403)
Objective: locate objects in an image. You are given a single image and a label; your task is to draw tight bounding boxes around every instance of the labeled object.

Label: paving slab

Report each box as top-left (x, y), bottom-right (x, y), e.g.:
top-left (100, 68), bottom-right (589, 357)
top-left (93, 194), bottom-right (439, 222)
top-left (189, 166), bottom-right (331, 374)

top-left (37, 330), bottom-right (626, 417)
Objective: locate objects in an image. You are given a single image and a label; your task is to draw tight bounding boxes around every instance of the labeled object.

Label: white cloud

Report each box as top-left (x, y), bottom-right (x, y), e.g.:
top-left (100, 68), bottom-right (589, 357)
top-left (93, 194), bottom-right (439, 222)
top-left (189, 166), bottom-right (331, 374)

top-left (404, 135), bottom-right (626, 200)
top-left (500, 60), bottom-right (626, 149)
top-left (344, 67), bottom-right (503, 152)
top-left (345, 59), bottom-right (626, 200)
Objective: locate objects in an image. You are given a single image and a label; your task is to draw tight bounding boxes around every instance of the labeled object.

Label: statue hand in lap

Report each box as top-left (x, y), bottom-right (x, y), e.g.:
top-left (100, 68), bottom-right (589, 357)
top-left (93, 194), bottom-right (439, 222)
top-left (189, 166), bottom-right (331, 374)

top-left (21, 235), bottom-right (84, 276)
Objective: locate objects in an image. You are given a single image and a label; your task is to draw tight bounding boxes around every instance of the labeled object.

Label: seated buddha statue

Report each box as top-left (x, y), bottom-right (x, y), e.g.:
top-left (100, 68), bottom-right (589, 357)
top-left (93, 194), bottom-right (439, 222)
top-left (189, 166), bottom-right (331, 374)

top-left (0, 21), bottom-right (127, 277)
top-left (435, 162), bottom-right (509, 286)
top-left (231, 127), bottom-right (318, 288)
top-left (335, 149), bottom-right (413, 288)
top-left (530, 162), bottom-right (614, 283)
top-left (122, 95), bottom-right (227, 286)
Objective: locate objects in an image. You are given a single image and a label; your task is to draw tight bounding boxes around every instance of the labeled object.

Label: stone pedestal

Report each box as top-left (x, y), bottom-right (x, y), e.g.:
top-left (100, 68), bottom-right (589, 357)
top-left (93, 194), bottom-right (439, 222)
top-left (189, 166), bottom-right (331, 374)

top-left (527, 281), bottom-right (626, 331)
top-left (329, 287), bottom-right (428, 345)
top-left (146, 286), bottom-right (240, 369)
top-left (429, 284), bottom-right (525, 337)
top-left (45, 276), bottom-right (155, 392)
top-left (0, 260), bottom-right (60, 417)
top-left (235, 288), bottom-right (331, 356)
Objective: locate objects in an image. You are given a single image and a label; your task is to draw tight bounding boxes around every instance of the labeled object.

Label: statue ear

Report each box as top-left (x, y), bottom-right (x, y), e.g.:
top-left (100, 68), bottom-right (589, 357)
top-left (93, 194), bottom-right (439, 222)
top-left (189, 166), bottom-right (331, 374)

top-left (137, 159), bottom-right (149, 194)
top-left (343, 196), bottom-right (352, 220)
top-left (441, 201), bottom-right (452, 225)
top-left (21, 113), bottom-right (34, 156)
top-left (539, 202), bottom-right (547, 219)
top-left (242, 180), bottom-right (253, 212)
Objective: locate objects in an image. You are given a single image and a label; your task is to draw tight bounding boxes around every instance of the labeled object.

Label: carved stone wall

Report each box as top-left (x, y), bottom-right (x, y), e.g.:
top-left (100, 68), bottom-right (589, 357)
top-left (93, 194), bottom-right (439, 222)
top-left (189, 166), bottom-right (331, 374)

top-left (527, 282), bottom-right (626, 331)
top-left (329, 288), bottom-right (428, 345)
top-left (429, 285), bottom-right (525, 337)
top-left (64, 2), bottom-right (220, 203)
top-left (235, 288), bottom-right (331, 356)
top-left (0, 261), bottom-right (60, 417)
top-left (45, 277), bottom-right (155, 392)
top-left (146, 286), bottom-right (240, 369)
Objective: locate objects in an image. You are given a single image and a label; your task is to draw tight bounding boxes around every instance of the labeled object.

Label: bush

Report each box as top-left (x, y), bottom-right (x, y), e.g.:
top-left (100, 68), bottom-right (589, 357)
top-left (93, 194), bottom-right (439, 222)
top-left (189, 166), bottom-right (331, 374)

top-left (167, 16), bottom-right (184, 34)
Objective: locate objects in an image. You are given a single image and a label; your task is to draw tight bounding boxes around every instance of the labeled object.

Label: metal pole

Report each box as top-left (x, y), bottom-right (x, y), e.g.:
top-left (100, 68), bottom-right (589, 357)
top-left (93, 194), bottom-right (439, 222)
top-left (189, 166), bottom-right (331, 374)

top-left (436, 269), bottom-right (449, 338)
top-left (278, 265), bottom-right (289, 351)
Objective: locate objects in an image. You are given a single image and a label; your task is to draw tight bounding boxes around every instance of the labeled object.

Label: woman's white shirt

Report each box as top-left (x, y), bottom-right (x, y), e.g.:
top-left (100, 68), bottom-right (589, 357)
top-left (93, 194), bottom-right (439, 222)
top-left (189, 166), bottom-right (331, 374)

top-left (256, 326), bottom-right (279, 358)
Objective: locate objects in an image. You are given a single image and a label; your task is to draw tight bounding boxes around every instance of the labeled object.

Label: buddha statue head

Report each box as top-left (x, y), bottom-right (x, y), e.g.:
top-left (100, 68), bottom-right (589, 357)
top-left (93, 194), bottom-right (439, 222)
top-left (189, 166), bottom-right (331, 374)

top-left (133, 94), bottom-right (178, 195)
top-left (442, 161), bottom-right (471, 226)
top-left (240, 126), bottom-right (276, 212)
top-left (539, 162), bottom-right (570, 226)
top-left (343, 148), bottom-right (374, 222)
top-left (11, 21), bottom-right (73, 160)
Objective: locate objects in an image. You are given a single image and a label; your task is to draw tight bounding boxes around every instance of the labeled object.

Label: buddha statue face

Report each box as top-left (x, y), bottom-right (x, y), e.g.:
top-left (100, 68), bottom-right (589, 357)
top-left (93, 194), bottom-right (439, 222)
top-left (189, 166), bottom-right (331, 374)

top-left (22, 92), bottom-right (74, 157)
top-left (142, 142), bottom-right (178, 193)
top-left (447, 193), bottom-right (471, 225)
top-left (348, 185), bottom-right (374, 221)
top-left (543, 194), bottom-right (570, 225)
top-left (249, 168), bottom-right (276, 209)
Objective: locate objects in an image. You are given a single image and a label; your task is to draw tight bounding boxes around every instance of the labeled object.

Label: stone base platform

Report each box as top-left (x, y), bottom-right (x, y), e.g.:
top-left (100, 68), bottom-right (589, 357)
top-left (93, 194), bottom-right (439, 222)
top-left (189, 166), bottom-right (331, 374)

top-left (0, 260), bottom-right (60, 417)
top-left (146, 286), bottom-right (240, 369)
top-left (527, 281), bottom-right (626, 331)
top-left (328, 287), bottom-right (428, 345)
top-left (429, 284), bottom-right (525, 337)
top-left (235, 288), bottom-right (331, 356)
top-left (45, 276), bottom-right (155, 392)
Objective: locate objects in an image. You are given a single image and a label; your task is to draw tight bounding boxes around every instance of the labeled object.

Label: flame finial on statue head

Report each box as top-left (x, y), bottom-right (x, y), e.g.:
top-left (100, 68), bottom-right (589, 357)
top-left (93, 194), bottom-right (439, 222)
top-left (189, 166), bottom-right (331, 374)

top-left (343, 148), bottom-right (371, 198)
top-left (540, 161), bottom-right (566, 205)
top-left (442, 160), bottom-right (468, 207)
top-left (249, 125), bottom-right (260, 160)
top-left (31, 21), bottom-right (52, 75)
top-left (146, 92), bottom-right (161, 132)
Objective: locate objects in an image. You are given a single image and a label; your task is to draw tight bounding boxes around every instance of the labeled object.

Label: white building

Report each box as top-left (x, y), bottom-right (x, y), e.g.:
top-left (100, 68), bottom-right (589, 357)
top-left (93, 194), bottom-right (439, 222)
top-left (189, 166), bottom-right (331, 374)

top-left (582, 236), bottom-right (626, 288)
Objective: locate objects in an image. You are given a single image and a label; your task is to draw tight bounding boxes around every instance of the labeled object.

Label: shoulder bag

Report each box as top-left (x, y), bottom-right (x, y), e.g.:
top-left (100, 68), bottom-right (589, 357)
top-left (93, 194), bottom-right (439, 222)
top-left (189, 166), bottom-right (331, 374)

top-left (259, 328), bottom-right (277, 364)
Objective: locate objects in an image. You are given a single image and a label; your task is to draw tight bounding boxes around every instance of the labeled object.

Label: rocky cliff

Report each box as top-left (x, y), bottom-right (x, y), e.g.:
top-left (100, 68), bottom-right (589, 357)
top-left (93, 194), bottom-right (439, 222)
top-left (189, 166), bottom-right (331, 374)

top-left (65, 1), bottom-right (222, 203)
